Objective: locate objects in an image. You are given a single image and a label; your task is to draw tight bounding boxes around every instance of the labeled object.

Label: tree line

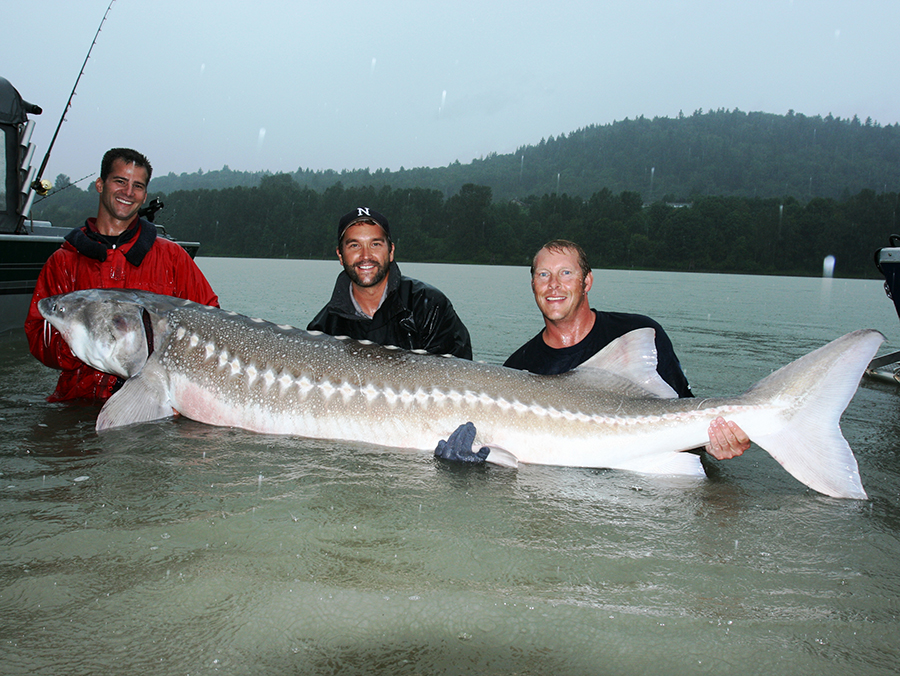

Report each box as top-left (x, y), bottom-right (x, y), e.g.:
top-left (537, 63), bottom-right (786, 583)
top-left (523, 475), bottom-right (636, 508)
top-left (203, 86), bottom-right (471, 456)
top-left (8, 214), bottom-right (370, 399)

top-left (33, 174), bottom-right (899, 278)
top-left (144, 108), bottom-right (900, 204)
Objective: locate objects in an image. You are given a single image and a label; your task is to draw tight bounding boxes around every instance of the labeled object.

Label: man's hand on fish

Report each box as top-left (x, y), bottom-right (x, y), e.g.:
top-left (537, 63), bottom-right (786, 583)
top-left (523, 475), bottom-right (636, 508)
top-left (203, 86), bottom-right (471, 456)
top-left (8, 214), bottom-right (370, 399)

top-left (434, 422), bottom-right (490, 463)
top-left (437, 417), bottom-right (751, 464)
top-left (705, 417), bottom-right (751, 459)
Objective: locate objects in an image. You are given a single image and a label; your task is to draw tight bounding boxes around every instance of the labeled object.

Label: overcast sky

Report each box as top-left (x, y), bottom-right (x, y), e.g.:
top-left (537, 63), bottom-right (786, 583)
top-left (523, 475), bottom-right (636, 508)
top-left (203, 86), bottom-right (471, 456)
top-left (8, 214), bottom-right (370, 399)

top-left (4, 0), bottom-right (898, 189)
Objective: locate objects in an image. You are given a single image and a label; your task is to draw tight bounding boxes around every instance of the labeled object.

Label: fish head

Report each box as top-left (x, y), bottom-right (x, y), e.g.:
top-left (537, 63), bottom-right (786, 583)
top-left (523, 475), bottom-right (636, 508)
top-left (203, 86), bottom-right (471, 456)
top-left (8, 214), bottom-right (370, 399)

top-left (38, 289), bottom-right (176, 378)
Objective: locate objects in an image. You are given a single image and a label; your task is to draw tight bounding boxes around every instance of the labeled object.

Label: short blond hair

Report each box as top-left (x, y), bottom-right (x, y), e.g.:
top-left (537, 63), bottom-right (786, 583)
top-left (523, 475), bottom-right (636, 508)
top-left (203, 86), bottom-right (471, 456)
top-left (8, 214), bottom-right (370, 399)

top-left (531, 239), bottom-right (591, 279)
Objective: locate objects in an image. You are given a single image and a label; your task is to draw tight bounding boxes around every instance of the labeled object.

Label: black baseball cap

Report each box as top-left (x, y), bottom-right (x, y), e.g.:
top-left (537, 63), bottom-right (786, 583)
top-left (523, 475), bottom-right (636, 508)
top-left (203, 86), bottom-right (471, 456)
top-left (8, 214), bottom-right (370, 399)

top-left (337, 208), bottom-right (391, 243)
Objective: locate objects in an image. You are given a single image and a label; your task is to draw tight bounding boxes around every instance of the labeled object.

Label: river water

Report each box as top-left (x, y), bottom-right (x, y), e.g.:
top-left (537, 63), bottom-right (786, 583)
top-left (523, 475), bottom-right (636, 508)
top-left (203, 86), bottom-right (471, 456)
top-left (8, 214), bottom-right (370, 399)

top-left (2, 258), bottom-right (899, 675)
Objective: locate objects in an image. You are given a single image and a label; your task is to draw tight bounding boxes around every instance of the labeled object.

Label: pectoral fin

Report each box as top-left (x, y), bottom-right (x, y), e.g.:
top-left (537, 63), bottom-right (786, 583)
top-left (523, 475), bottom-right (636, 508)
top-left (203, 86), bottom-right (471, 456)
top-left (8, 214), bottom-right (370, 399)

top-left (96, 362), bottom-right (174, 431)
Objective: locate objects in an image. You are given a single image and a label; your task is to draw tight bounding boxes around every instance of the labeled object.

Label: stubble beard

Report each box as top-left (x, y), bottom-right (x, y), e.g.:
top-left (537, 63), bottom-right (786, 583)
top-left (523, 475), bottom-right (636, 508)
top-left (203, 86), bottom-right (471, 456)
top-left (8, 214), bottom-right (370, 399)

top-left (345, 259), bottom-right (389, 288)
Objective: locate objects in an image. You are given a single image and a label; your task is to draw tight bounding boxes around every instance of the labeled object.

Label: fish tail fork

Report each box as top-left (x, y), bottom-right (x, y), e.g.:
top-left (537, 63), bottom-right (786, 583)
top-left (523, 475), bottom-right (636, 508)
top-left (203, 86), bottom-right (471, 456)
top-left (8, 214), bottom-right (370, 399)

top-left (742, 329), bottom-right (883, 499)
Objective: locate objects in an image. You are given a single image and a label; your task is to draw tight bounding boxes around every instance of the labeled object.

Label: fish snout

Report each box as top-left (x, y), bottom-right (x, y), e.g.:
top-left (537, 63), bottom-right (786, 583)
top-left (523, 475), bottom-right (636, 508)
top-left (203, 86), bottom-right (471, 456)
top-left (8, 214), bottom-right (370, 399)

top-left (38, 296), bottom-right (60, 320)
top-left (38, 295), bottom-right (75, 326)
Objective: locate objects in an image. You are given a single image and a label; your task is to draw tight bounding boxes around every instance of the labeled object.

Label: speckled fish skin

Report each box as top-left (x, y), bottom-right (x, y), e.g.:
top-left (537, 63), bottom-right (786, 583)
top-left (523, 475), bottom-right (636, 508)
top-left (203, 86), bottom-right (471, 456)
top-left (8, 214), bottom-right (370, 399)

top-left (38, 289), bottom-right (882, 499)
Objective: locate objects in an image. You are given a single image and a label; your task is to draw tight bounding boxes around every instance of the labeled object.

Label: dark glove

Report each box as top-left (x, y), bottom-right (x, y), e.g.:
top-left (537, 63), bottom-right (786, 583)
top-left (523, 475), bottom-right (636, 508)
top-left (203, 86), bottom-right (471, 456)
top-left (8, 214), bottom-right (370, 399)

top-left (434, 422), bottom-right (490, 463)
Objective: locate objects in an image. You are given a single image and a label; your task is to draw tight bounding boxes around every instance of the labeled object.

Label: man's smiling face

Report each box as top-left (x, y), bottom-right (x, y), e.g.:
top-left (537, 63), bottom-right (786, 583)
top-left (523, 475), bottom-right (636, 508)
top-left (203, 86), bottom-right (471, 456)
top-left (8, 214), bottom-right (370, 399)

top-left (531, 246), bottom-right (593, 323)
top-left (95, 159), bottom-right (148, 232)
top-left (337, 222), bottom-right (395, 289)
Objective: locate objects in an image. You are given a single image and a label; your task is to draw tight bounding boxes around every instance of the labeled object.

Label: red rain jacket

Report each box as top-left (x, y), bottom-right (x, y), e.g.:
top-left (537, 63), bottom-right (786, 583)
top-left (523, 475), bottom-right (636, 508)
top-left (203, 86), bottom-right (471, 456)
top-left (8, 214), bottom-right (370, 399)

top-left (25, 217), bottom-right (219, 402)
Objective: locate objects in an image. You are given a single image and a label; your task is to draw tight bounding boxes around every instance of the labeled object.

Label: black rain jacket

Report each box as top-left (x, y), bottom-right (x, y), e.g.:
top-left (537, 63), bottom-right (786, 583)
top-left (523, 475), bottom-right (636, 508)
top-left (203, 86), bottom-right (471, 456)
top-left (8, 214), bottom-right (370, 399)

top-left (307, 262), bottom-right (473, 360)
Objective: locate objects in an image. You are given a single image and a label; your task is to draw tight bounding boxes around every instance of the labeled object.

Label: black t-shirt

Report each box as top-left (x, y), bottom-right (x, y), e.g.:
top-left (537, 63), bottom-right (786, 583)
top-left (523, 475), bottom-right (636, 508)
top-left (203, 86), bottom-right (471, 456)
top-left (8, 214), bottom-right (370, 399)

top-left (503, 309), bottom-right (693, 398)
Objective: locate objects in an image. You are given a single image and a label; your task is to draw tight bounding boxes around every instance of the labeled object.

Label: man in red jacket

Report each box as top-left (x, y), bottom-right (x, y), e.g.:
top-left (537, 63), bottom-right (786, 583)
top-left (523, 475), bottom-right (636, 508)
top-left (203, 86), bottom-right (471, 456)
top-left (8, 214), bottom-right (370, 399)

top-left (25, 148), bottom-right (219, 402)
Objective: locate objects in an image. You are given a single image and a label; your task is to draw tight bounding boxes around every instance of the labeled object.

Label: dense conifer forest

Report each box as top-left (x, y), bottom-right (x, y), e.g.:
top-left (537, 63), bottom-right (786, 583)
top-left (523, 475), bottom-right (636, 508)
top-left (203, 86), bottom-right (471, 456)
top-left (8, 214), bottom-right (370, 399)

top-left (33, 108), bottom-right (900, 278)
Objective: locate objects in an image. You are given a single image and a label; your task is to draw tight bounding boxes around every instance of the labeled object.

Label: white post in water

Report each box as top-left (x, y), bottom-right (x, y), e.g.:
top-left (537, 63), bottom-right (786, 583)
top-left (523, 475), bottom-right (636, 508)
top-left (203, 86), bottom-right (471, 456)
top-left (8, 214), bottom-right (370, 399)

top-left (823, 255), bottom-right (836, 277)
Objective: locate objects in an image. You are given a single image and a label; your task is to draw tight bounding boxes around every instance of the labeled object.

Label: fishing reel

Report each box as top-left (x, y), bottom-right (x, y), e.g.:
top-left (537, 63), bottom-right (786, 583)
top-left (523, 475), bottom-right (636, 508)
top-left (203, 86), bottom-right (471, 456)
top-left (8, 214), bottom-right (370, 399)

top-left (32, 179), bottom-right (52, 196)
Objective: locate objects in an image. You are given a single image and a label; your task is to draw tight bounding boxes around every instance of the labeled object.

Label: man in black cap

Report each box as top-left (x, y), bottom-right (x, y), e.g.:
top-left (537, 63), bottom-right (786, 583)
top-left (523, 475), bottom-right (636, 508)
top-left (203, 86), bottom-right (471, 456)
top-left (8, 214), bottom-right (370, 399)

top-left (307, 207), bottom-right (473, 359)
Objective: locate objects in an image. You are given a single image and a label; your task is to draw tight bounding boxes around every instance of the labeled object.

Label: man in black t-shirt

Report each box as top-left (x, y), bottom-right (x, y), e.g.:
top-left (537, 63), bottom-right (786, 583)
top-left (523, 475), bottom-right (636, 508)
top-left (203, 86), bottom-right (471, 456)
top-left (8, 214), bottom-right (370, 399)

top-left (503, 309), bottom-right (692, 396)
top-left (435, 239), bottom-right (750, 464)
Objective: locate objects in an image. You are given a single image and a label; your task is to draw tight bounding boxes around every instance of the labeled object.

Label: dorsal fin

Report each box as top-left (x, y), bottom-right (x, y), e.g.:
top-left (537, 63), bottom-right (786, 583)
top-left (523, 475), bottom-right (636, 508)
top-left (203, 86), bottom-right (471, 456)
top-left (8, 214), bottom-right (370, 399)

top-left (564, 328), bottom-right (678, 398)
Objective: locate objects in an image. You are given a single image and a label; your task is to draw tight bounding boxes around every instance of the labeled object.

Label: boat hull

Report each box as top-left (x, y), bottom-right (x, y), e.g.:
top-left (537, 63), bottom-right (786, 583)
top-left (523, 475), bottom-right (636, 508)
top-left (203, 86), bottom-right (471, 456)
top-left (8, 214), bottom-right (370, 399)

top-left (0, 229), bottom-right (65, 334)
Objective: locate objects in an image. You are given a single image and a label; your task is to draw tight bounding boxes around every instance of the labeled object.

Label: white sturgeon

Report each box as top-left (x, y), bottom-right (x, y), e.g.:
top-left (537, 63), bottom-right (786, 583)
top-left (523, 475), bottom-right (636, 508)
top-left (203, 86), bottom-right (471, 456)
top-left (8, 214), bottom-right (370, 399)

top-left (38, 289), bottom-right (881, 499)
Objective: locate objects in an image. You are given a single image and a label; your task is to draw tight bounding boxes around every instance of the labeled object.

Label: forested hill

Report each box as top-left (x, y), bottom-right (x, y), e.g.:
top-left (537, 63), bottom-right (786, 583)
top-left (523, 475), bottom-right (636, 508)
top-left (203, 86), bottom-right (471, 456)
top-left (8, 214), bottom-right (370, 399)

top-left (145, 108), bottom-right (900, 201)
top-left (34, 107), bottom-right (900, 279)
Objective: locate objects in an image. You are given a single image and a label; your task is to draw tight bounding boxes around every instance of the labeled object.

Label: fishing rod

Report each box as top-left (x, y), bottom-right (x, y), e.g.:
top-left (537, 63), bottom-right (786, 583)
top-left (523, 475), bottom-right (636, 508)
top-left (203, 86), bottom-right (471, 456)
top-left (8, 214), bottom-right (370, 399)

top-left (20, 0), bottom-right (115, 228)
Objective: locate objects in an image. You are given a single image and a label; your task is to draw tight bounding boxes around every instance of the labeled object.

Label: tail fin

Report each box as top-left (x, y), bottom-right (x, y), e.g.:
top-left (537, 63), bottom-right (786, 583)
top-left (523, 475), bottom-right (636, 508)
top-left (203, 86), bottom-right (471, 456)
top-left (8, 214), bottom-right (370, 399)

top-left (744, 330), bottom-right (883, 499)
